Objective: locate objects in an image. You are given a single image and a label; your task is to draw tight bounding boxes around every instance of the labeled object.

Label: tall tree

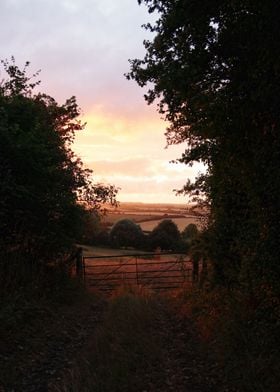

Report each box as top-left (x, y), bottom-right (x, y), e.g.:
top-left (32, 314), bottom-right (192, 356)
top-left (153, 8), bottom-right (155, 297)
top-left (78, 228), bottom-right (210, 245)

top-left (128, 1), bottom-right (280, 290)
top-left (0, 58), bottom-right (118, 262)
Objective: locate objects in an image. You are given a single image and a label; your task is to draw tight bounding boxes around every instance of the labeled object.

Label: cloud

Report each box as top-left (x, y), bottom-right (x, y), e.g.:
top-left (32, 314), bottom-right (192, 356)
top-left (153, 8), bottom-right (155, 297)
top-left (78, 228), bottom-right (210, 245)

top-left (0, 0), bottom-right (156, 108)
top-left (0, 0), bottom-right (206, 203)
top-left (89, 160), bottom-right (203, 203)
top-left (87, 157), bottom-right (203, 179)
top-left (72, 105), bottom-right (169, 166)
top-left (72, 104), bottom-right (206, 203)
top-left (89, 158), bottom-right (154, 176)
top-left (91, 172), bottom-right (191, 204)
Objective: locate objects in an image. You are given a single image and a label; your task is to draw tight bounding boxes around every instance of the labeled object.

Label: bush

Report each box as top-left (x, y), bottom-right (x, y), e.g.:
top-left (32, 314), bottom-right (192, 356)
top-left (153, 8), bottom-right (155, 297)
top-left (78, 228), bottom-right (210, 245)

top-left (177, 285), bottom-right (280, 392)
top-left (109, 219), bottom-right (145, 249)
top-left (148, 219), bottom-right (181, 251)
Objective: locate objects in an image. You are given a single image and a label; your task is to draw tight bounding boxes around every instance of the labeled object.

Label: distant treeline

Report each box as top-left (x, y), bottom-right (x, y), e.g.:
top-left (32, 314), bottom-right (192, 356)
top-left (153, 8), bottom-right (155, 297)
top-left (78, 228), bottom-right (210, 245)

top-left (82, 216), bottom-right (199, 254)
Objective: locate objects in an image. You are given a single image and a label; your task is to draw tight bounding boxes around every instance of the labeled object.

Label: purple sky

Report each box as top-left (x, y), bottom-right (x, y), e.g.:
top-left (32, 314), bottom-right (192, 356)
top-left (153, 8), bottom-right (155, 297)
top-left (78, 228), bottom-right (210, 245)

top-left (1, 0), bottom-right (205, 203)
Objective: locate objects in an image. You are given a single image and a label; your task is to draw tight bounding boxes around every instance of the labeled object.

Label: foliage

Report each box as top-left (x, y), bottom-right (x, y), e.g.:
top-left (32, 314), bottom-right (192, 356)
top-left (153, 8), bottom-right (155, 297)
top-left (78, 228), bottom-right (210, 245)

top-left (181, 223), bottom-right (202, 281)
top-left (0, 58), bottom-right (118, 265)
top-left (80, 211), bottom-right (112, 246)
top-left (181, 223), bottom-right (198, 244)
top-left (148, 218), bottom-right (181, 251)
top-left (128, 1), bottom-right (280, 291)
top-left (182, 223), bottom-right (198, 238)
top-left (80, 211), bottom-right (101, 244)
top-left (176, 286), bottom-right (280, 392)
top-left (109, 219), bottom-right (145, 249)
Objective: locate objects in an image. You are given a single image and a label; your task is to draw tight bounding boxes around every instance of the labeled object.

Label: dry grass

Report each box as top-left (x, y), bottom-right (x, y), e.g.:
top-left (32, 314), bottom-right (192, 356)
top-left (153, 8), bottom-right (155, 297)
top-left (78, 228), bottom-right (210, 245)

top-left (80, 245), bottom-right (148, 257)
top-left (51, 286), bottom-right (165, 392)
top-left (139, 216), bottom-right (201, 231)
top-left (102, 202), bottom-right (203, 232)
top-left (84, 253), bottom-right (193, 294)
top-left (102, 213), bottom-right (160, 224)
top-left (0, 265), bottom-right (102, 391)
top-left (172, 286), bottom-right (280, 392)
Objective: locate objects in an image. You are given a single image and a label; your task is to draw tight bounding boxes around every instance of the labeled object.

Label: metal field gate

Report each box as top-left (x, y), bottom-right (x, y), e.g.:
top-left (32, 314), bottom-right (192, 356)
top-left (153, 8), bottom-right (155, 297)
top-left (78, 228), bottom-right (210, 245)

top-left (83, 253), bottom-right (193, 293)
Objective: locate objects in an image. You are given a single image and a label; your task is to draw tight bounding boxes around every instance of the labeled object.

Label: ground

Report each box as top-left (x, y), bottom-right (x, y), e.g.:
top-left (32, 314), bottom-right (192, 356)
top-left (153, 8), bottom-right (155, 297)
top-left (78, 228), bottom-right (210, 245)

top-left (0, 286), bottom-right (238, 392)
top-left (0, 291), bottom-right (106, 392)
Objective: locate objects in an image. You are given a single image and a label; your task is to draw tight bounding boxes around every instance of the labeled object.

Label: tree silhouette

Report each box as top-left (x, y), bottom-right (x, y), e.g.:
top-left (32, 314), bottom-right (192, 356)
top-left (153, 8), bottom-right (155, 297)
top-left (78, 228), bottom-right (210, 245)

top-left (148, 219), bottom-right (181, 251)
top-left (0, 58), bottom-right (118, 262)
top-left (110, 219), bottom-right (144, 249)
top-left (128, 1), bottom-right (280, 291)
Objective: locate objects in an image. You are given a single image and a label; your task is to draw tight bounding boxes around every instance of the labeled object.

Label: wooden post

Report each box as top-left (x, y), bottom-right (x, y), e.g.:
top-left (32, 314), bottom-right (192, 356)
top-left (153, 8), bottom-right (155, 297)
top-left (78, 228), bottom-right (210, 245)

top-left (76, 247), bottom-right (83, 278)
top-left (155, 247), bottom-right (161, 260)
top-left (135, 256), bottom-right (139, 286)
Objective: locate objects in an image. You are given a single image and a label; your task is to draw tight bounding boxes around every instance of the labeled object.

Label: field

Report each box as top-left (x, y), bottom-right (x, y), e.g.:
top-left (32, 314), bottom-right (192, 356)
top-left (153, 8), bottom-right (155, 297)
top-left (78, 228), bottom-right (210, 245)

top-left (80, 202), bottom-right (206, 293)
top-left (103, 202), bottom-right (205, 232)
top-left (139, 217), bottom-right (201, 232)
top-left (82, 248), bottom-right (193, 293)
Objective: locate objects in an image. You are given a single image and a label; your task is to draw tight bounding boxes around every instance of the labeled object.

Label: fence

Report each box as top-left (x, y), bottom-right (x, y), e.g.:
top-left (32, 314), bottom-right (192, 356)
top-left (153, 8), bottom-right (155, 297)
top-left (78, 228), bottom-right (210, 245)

top-left (83, 252), bottom-right (193, 292)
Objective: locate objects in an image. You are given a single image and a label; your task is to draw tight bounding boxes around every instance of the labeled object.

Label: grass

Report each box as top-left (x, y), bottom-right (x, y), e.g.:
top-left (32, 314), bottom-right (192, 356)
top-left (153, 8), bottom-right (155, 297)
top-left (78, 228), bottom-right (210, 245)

top-left (0, 250), bottom-right (167, 391)
top-left (52, 286), bottom-right (165, 392)
top-left (173, 285), bottom-right (280, 392)
top-left (102, 202), bottom-right (202, 232)
top-left (103, 214), bottom-right (201, 232)
top-left (80, 245), bottom-right (149, 257)
top-left (139, 216), bottom-right (201, 232)
top-left (0, 251), bottom-right (100, 390)
top-left (83, 251), bottom-right (192, 294)
top-left (102, 213), bottom-right (160, 225)
top-left (3, 249), bottom-right (278, 392)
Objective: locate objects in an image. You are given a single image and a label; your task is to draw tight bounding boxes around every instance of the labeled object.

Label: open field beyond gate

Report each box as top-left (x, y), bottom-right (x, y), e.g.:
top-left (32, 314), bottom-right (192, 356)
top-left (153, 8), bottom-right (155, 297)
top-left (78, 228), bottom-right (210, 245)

top-left (83, 252), bottom-right (193, 292)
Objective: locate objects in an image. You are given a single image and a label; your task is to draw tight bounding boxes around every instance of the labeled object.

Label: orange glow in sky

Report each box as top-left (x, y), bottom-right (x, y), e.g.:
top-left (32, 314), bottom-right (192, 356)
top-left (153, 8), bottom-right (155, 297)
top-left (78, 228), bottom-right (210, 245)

top-left (73, 105), bottom-right (205, 203)
top-left (0, 0), bottom-right (206, 204)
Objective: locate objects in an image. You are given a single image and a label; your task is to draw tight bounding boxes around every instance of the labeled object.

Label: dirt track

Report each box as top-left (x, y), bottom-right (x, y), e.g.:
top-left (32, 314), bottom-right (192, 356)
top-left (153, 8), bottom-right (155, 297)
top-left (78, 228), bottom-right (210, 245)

top-left (1, 292), bottom-right (237, 392)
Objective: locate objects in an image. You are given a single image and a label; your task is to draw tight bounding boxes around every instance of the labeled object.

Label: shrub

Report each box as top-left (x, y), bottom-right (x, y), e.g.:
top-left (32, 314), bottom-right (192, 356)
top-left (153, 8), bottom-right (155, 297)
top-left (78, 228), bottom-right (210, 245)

top-left (148, 219), bottom-right (181, 251)
top-left (109, 219), bottom-right (145, 249)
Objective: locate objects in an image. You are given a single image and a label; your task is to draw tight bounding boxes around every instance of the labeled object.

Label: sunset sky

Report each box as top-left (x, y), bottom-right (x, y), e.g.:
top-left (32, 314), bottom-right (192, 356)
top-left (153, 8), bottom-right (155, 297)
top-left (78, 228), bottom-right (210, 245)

top-left (1, 0), bottom-right (205, 204)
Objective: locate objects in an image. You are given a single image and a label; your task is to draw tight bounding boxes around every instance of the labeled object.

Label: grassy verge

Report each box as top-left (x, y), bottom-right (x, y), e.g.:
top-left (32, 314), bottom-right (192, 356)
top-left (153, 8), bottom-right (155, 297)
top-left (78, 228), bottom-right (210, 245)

top-left (174, 285), bottom-right (280, 392)
top-left (0, 255), bottom-right (103, 391)
top-left (52, 286), bottom-right (165, 392)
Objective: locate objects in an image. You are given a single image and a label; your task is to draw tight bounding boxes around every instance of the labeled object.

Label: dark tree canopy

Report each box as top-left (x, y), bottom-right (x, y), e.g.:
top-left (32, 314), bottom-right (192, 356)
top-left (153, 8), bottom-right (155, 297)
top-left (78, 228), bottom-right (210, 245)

top-left (128, 1), bottom-right (280, 290)
top-left (182, 223), bottom-right (198, 242)
top-left (0, 58), bottom-right (118, 261)
top-left (110, 219), bottom-right (144, 249)
top-left (149, 219), bottom-right (181, 251)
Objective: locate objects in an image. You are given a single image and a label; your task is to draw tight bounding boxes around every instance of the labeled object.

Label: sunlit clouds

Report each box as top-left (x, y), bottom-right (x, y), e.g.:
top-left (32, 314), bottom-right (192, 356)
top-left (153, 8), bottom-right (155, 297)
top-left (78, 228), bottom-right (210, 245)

top-left (74, 106), bottom-right (205, 203)
top-left (0, 0), bottom-right (205, 203)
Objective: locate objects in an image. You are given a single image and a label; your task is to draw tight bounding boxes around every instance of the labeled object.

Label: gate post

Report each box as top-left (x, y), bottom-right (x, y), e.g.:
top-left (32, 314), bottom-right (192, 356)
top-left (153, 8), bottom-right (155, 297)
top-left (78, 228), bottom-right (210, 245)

top-left (135, 256), bottom-right (139, 285)
top-left (76, 247), bottom-right (83, 279)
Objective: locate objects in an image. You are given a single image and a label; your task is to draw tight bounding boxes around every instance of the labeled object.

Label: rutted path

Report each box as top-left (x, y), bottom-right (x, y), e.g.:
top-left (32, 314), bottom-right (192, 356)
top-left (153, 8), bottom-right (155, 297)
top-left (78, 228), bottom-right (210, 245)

top-left (1, 292), bottom-right (237, 392)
